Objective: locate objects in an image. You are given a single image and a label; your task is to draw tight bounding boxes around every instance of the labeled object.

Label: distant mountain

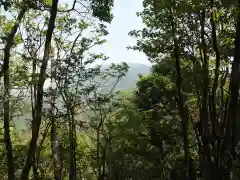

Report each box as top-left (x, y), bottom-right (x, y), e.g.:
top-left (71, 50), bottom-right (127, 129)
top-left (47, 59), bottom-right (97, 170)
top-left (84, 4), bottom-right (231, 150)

top-left (13, 63), bottom-right (151, 130)
top-left (101, 63), bottom-right (151, 91)
top-left (116, 63), bottom-right (151, 90)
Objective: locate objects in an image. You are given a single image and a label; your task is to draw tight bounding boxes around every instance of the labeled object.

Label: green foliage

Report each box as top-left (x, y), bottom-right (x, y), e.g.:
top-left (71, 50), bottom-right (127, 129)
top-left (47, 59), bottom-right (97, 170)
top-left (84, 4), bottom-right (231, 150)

top-left (91, 0), bottom-right (114, 22)
top-left (0, 0), bottom-right (239, 179)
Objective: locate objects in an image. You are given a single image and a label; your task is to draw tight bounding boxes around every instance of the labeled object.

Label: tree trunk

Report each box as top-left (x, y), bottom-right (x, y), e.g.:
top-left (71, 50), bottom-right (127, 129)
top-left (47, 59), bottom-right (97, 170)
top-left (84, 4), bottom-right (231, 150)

top-left (20, 0), bottom-right (59, 179)
top-left (51, 113), bottom-right (62, 180)
top-left (3, 7), bottom-right (26, 180)
top-left (201, 0), bottom-right (240, 178)
top-left (32, 154), bottom-right (39, 180)
top-left (97, 128), bottom-right (101, 180)
top-left (222, 0), bottom-right (240, 174)
top-left (100, 147), bottom-right (106, 180)
top-left (210, 0), bottom-right (221, 138)
top-left (69, 108), bottom-right (77, 180)
top-left (199, 8), bottom-right (213, 180)
top-left (50, 58), bottom-right (61, 180)
top-left (169, 6), bottom-right (189, 179)
top-left (31, 52), bottom-right (38, 180)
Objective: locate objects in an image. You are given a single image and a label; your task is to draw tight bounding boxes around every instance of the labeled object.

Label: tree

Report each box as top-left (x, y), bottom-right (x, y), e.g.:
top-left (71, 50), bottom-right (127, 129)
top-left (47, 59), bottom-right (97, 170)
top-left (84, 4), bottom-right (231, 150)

top-left (3, 6), bottom-right (27, 180)
top-left (130, 0), bottom-right (240, 179)
top-left (0, 0), bottom-right (116, 179)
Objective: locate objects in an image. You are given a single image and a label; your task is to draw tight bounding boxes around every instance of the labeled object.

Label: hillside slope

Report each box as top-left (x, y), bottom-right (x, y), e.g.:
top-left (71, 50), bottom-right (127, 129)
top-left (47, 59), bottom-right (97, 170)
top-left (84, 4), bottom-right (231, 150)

top-left (14, 63), bottom-right (151, 130)
top-left (101, 63), bottom-right (151, 91)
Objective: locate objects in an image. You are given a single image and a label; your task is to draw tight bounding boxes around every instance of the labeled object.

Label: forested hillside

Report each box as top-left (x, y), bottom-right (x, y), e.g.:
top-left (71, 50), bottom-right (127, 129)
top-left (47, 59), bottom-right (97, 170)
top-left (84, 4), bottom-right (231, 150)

top-left (0, 0), bottom-right (240, 180)
top-left (101, 63), bottom-right (150, 91)
top-left (13, 63), bottom-right (150, 130)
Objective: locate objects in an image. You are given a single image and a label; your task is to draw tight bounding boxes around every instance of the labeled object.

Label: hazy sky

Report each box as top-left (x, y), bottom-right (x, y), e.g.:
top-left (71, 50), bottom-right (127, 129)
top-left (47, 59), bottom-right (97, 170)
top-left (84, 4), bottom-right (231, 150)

top-left (60, 0), bottom-right (150, 65)
top-left (97, 0), bottom-right (149, 65)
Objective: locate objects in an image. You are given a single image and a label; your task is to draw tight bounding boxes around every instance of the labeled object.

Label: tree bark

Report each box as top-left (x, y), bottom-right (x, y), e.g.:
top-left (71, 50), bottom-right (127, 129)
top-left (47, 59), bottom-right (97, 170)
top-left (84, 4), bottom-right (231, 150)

top-left (222, 0), bottom-right (240, 174)
top-left (3, 7), bottom-right (26, 180)
top-left (210, 0), bottom-right (221, 138)
top-left (199, 8), bottom-right (213, 179)
top-left (20, 0), bottom-right (59, 179)
top-left (69, 108), bottom-right (77, 180)
top-left (31, 52), bottom-right (39, 180)
top-left (169, 6), bottom-right (189, 179)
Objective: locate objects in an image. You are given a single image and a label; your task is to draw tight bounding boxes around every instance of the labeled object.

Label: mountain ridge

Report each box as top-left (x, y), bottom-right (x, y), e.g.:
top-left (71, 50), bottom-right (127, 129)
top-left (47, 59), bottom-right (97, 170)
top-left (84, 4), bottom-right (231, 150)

top-left (102, 62), bottom-right (151, 91)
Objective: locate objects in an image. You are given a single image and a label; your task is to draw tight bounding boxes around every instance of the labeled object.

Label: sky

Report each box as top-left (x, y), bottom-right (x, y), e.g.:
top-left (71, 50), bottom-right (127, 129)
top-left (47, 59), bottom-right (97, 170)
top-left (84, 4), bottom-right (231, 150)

top-left (96, 0), bottom-right (150, 65)
top-left (1, 0), bottom-right (150, 65)
top-left (60, 0), bottom-right (150, 66)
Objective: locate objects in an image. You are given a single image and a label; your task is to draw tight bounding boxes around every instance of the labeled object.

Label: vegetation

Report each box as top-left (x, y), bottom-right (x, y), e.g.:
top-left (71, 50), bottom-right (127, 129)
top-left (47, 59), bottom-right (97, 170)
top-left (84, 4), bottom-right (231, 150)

top-left (0, 0), bottom-right (240, 179)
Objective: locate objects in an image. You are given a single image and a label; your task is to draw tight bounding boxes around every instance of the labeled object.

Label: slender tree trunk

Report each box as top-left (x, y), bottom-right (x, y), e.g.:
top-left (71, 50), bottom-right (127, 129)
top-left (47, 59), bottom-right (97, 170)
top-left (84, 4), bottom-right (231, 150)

top-left (3, 8), bottom-right (26, 180)
top-left (36, 122), bottom-right (51, 178)
top-left (97, 128), bottom-right (101, 180)
top-left (51, 113), bottom-right (62, 180)
top-left (169, 6), bottom-right (189, 179)
top-left (20, 1), bottom-right (59, 179)
top-left (32, 154), bottom-right (39, 180)
top-left (50, 60), bottom-right (61, 180)
top-left (69, 108), bottom-right (77, 180)
top-left (97, 106), bottom-right (104, 180)
top-left (209, 0), bottom-right (222, 178)
top-left (100, 148), bottom-right (106, 180)
top-left (31, 53), bottom-right (38, 180)
top-left (199, 8), bottom-right (213, 179)
top-left (210, 0), bottom-right (221, 137)
top-left (59, 91), bottom-right (77, 180)
top-left (100, 139), bottom-right (108, 180)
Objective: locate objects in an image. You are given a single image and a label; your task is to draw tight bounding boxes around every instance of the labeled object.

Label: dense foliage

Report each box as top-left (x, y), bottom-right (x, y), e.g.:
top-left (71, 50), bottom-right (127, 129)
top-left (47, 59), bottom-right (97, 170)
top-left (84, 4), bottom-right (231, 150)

top-left (0, 0), bottom-right (240, 180)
